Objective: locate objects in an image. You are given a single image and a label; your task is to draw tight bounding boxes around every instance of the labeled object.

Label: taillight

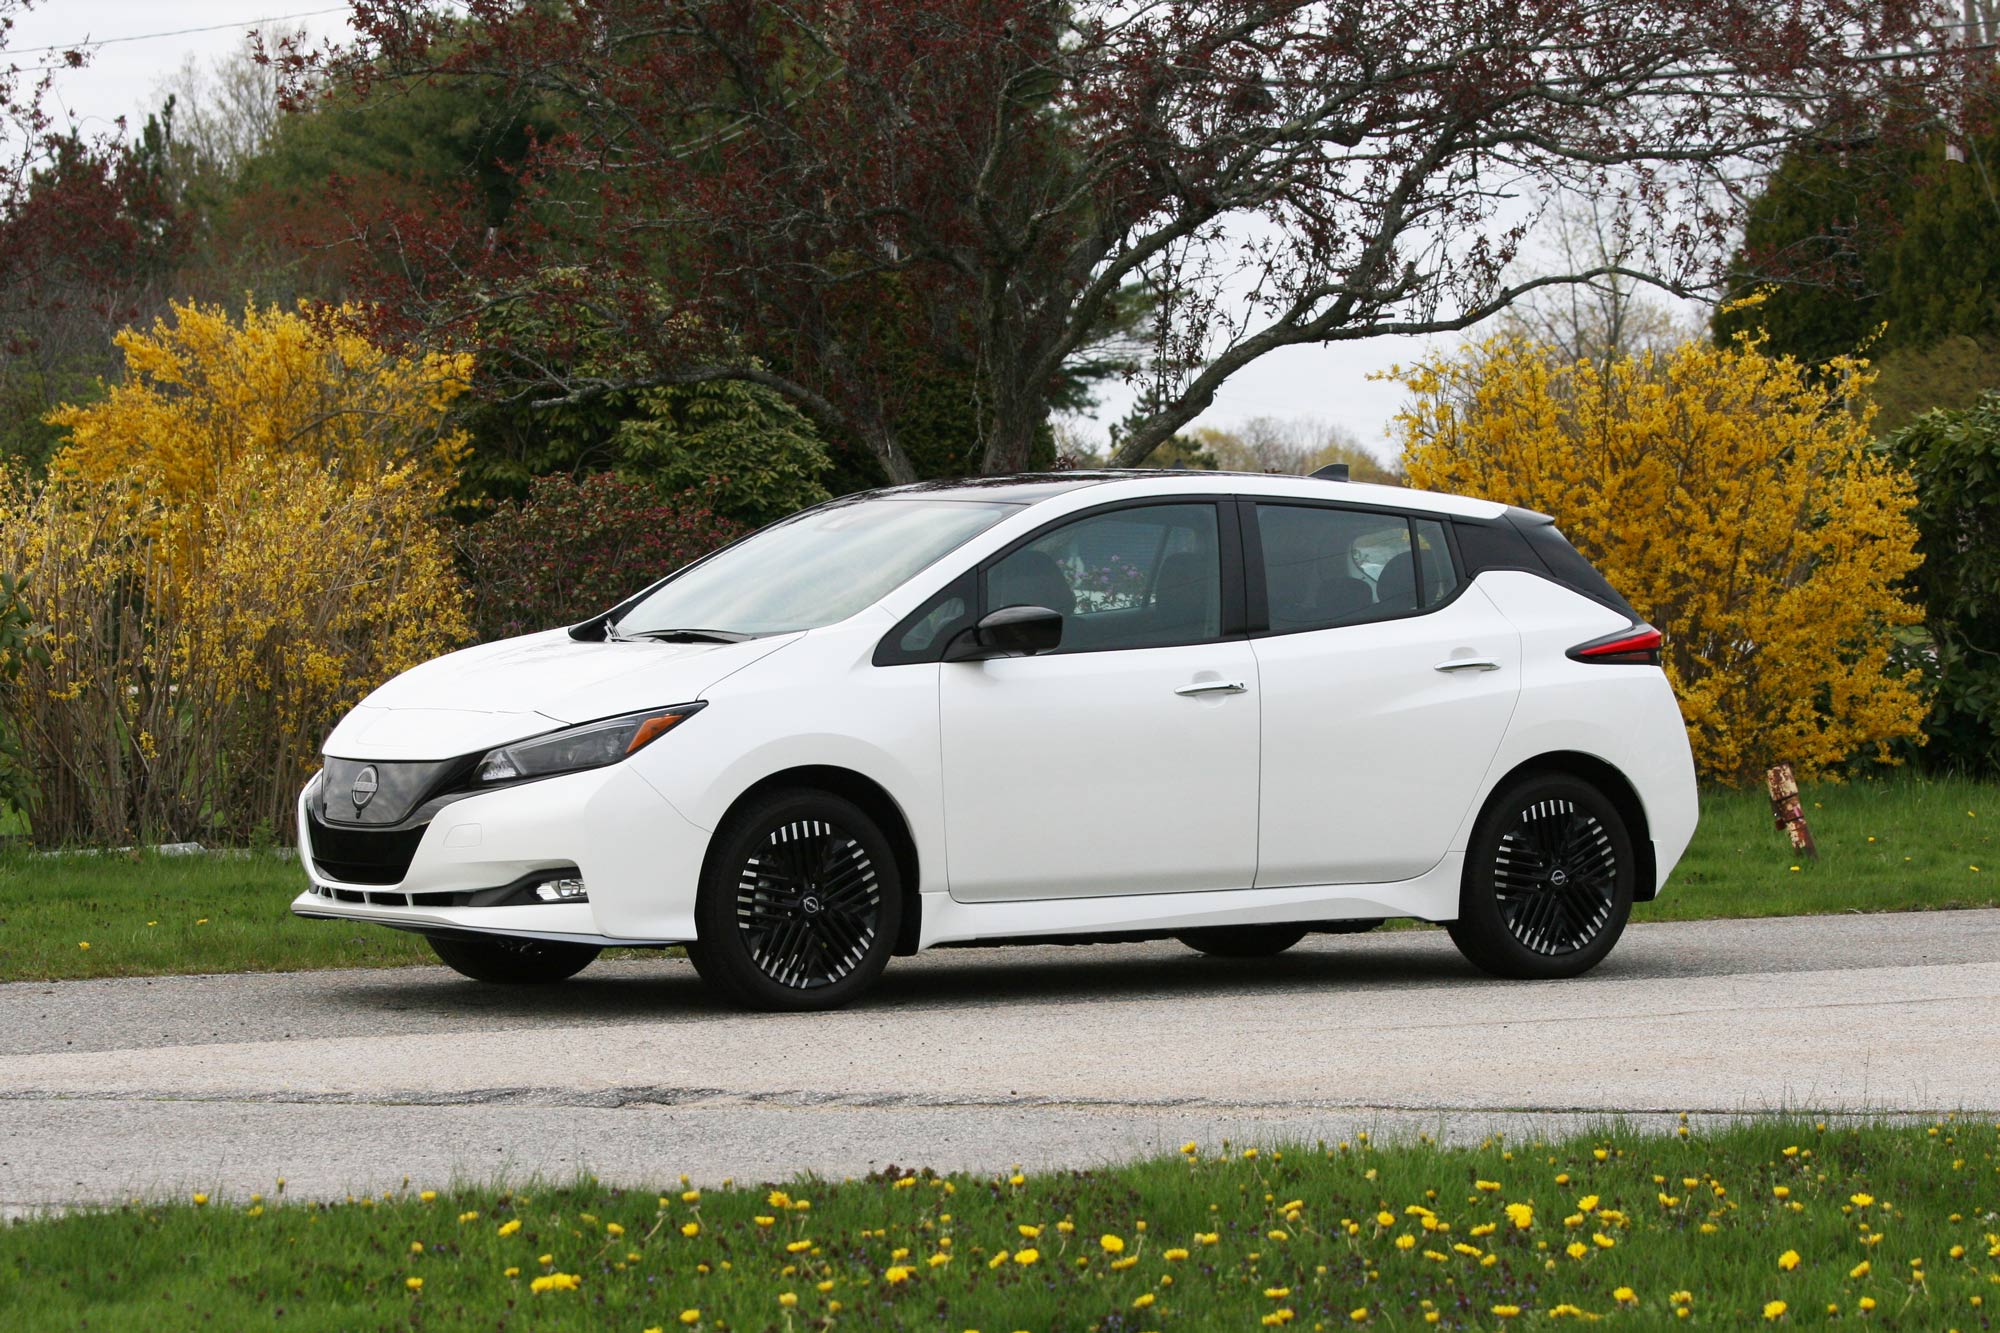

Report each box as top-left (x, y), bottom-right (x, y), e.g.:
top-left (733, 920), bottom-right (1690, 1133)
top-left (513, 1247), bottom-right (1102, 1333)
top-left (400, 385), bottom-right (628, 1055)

top-left (1568, 623), bottom-right (1663, 665)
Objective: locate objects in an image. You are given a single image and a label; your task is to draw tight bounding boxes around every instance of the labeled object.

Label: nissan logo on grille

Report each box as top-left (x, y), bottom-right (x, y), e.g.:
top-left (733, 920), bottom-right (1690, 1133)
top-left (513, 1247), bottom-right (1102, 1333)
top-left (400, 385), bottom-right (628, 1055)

top-left (350, 765), bottom-right (380, 810)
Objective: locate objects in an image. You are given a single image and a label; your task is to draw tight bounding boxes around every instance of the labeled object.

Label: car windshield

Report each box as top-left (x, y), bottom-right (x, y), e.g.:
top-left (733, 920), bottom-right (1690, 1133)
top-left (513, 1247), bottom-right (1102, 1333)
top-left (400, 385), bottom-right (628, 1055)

top-left (611, 498), bottom-right (1018, 638)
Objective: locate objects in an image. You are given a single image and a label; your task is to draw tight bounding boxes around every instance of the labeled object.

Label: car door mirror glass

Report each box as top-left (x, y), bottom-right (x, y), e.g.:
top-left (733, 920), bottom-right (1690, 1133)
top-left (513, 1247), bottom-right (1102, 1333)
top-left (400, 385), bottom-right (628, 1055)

top-left (944, 604), bottom-right (1064, 660)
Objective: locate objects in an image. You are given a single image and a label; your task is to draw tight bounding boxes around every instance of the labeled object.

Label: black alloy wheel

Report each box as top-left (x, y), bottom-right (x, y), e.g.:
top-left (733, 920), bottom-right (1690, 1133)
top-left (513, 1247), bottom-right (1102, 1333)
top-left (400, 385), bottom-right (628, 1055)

top-left (426, 933), bottom-right (602, 984)
top-left (687, 789), bottom-right (902, 1011)
top-left (1447, 772), bottom-right (1635, 980)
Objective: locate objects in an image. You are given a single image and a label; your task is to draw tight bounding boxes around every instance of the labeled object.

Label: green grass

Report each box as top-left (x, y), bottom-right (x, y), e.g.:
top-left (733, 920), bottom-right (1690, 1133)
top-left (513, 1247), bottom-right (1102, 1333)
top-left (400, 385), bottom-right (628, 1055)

top-left (0, 849), bottom-right (432, 982)
top-left (1, 773), bottom-right (1997, 984)
top-left (1637, 773), bottom-right (2000, 923)
top-left (4, 1120), bottom-right (1996, 1330)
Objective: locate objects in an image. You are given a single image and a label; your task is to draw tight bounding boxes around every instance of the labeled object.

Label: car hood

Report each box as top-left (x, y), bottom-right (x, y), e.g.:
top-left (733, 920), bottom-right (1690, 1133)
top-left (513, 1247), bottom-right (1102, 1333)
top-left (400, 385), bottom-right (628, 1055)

top-left (323, 629), bottom-right (797, 761)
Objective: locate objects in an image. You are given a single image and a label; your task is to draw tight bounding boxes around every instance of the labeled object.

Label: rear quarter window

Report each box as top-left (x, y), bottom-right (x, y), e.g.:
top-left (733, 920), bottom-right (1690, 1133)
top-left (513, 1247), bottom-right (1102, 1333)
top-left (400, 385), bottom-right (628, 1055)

top-left (1452, 514), bottom-right (1639, 620)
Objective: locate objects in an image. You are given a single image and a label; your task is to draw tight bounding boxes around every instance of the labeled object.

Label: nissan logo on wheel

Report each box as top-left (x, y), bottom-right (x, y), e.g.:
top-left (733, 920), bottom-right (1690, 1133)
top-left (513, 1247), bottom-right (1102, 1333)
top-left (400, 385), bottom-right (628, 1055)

top-left (351, 765), bottom-right (380, 811)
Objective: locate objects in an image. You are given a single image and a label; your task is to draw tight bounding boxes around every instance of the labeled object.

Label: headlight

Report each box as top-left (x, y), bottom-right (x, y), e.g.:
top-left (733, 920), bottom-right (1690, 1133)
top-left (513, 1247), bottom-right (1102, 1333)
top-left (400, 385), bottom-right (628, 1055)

top-left (473, 703), bottom-right (705, 785)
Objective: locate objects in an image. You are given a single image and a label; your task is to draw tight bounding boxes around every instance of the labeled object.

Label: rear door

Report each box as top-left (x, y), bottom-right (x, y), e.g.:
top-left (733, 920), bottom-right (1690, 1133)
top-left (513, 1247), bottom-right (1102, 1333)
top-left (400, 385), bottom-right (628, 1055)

top-left (1245, 499), bottom-right (1521, 886)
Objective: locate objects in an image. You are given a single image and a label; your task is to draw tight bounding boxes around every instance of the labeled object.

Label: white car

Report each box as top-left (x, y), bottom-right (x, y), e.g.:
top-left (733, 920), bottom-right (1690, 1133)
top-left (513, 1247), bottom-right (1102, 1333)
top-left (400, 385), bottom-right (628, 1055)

top-left (295, 471), bottom-right (1697, 1010)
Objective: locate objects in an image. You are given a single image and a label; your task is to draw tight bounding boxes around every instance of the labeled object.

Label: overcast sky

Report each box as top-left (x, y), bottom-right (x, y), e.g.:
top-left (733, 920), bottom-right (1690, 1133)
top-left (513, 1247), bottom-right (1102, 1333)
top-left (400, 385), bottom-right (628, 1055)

top-left (12, 1), bottom-right (1475, 461)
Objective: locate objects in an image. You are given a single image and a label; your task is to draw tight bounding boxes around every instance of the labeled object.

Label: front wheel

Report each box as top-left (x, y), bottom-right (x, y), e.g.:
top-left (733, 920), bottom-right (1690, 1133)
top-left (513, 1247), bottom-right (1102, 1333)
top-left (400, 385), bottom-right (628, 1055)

top-left (426, 933), bottom-right (601, 984)
top-left (685, 789), bottom-right (902, 1011)
top-left (1446, 772), bottom-right (1635, 980)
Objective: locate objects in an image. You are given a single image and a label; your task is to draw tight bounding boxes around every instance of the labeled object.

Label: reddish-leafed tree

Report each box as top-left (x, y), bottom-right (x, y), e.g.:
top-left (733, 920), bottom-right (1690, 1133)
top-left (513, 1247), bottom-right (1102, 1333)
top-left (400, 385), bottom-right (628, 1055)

top-left (0, 1), bottom-right (188, 462)
top-left (292, 1), bottom-right (1965, 480)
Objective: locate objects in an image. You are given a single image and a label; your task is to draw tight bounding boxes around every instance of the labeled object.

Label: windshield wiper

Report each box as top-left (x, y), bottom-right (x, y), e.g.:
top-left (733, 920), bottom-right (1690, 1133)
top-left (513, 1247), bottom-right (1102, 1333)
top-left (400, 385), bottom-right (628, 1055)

top-left (609, 627), bottom-right (758, 644)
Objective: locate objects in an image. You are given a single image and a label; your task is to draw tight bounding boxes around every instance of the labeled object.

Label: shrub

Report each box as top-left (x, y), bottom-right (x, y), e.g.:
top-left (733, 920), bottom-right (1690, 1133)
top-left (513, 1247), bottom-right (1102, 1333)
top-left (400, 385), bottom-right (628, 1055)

top-left (0, 571), bottom-right (44, 814)
top-left (0, 303), bottom-right (471, 846)
top-left (1876, 392), bottom-right (2000, 774)
top-left (612, 379), bottom-right (831, 527)
top-left (1392, 329), bottom-right (1927, 783)
top-left (459, 472), bottom-right (744, 643)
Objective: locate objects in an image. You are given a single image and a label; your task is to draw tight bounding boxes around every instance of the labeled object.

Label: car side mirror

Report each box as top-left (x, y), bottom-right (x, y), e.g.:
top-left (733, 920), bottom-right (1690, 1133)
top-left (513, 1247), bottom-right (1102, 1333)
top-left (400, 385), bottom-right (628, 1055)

top-left (942, 604), bottom-right (1064, 661)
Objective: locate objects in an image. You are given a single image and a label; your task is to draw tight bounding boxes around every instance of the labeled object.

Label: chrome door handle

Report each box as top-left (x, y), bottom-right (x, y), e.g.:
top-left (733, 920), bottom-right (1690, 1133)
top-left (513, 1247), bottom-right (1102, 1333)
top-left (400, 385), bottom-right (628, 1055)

top-left (1434, 658), bottom-right (1501, 673)
top-left (1174, 680), bottom-right (1248, 697)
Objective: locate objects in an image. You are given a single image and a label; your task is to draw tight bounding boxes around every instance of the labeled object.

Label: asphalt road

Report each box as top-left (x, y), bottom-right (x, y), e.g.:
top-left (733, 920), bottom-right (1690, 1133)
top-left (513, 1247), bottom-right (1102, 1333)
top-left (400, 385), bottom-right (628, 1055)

top-left (4, 910), bottom-right (1997, 1212)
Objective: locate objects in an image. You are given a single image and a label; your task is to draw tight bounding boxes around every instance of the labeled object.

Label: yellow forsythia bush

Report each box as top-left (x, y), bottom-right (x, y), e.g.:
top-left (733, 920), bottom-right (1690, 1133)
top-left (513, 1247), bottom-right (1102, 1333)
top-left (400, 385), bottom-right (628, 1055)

top-left (0, 302), bottom-right (472, 844)
top-left (1392, 329), bottom-right (1926, 783)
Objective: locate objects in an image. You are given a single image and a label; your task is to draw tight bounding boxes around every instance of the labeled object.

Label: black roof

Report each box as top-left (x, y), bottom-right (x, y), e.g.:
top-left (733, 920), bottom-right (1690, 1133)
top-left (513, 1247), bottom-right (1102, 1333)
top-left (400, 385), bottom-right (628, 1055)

top-left (865, 469), bottom-right (1268, 503)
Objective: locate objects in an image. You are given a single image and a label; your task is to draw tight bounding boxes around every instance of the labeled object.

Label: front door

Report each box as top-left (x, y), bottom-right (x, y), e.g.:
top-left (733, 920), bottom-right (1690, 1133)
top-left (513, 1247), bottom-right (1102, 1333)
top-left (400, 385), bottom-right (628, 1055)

top-left (939, 501), bottom-right (1261, 902)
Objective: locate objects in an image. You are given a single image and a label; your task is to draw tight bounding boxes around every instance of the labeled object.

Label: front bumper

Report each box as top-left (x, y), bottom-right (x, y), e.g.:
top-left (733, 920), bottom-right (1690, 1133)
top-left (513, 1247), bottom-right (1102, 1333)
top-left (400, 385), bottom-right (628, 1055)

top-left (292, 761), bottom-right (710, 945)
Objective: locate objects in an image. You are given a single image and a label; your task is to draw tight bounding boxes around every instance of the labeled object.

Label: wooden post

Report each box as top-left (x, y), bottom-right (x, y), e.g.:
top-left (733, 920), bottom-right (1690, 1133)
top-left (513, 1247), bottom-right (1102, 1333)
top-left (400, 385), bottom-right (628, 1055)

top-left (1766, 763), bottom-right (1818, 860)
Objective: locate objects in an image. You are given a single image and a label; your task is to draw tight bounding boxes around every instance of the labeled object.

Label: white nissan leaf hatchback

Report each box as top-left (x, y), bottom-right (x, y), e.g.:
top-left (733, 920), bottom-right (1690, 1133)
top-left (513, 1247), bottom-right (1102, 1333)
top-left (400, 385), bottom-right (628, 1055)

top-left (295, 471), bottom-right (1697, 1010)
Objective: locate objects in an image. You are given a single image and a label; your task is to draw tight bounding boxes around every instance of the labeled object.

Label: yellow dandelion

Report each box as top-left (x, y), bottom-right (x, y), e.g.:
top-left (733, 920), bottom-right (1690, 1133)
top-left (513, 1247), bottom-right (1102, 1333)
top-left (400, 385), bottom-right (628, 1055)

top-left (1014, 1249), bottom-right (1039, 1266)
top-left (1779, 1249), bottom-right (1800, 1271)
top-left (1763, 1299), bottom-right (1787, 1320)
top-left (1100, 1234), bottom-right (1126, 1254)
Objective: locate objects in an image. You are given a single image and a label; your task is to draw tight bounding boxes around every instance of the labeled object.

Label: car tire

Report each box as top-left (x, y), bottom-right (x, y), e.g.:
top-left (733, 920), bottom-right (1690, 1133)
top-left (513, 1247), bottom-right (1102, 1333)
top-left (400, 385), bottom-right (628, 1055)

top-left (426, 933), bottom-right (602, 984)
top-left (1176, 924), bottom-right (1310, 958)
top-left (1447, 772), bottom-right (1636, 980)
top-left (685, 788), bottom-right (902, 1012)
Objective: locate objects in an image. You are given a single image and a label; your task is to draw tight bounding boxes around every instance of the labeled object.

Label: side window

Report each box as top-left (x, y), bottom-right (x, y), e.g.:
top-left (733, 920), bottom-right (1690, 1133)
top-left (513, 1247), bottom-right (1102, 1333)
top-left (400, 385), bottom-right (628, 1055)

top-left (1255, 504), bottom-right (1417, 630)
top-left (984, 503), bottom-right (1222, 652)
top-left (1412, 518), bottom-right (1461, 606)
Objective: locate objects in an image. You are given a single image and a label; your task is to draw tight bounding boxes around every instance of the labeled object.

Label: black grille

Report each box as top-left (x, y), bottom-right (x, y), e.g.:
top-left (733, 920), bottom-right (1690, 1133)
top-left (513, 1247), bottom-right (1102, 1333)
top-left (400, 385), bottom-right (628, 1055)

top-left (306, 808), bottom-right (429, 885)
top-left (322, 756), bottom-right (470, 826)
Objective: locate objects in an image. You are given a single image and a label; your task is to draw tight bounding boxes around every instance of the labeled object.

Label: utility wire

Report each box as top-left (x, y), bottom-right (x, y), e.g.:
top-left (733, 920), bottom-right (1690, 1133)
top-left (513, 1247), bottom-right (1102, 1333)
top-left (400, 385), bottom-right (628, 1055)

top-left (7, 7), bottom-right (350, 56)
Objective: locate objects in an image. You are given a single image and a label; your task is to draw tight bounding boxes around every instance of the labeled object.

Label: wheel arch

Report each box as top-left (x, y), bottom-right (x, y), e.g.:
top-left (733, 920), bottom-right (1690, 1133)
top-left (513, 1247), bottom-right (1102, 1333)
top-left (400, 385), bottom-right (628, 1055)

top-left (1477, 751), bottom-right (1658, 902)
top-left (706, 765), bottom-right (926, 954)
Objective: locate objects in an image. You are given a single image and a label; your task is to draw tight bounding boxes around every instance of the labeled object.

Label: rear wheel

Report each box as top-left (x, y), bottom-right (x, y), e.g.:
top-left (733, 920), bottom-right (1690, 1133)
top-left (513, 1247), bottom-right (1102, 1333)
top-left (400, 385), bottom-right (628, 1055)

top-left (426, 933), bottom-right (601, 984)
top-left (1447, 772), bottom-right (1635, 980)
top-left (1176, 924), bottom-right (1309, 958)
top-left (685, 789), bottom-right (902, 1011)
